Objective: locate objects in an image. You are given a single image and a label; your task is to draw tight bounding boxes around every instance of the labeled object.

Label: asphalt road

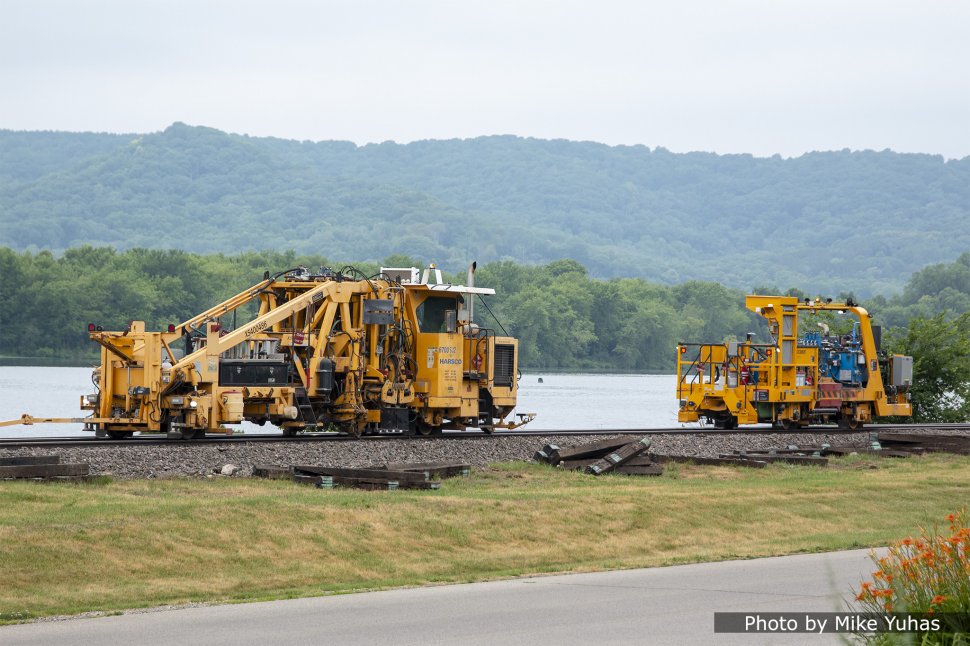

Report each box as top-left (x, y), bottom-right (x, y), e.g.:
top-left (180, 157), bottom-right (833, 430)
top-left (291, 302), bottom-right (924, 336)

top-left (1, 549), bottom-right (879, 645)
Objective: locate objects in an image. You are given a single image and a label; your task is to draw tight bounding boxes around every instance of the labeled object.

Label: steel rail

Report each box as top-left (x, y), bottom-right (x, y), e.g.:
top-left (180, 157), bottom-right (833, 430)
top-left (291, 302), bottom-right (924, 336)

top-left (1, 423), bottom-right (967, 450)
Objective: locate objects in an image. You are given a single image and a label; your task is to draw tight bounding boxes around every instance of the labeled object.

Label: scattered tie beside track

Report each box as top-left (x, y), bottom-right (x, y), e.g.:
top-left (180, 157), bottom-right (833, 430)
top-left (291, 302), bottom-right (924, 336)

top-left (534, 436), bottom-right (663, 476)
top-left (253, 460), bottom-right (472, 490)
top-left (0, 455), bottom-right (91, 481)
top-left (714, 431), bottom-right (970, 466)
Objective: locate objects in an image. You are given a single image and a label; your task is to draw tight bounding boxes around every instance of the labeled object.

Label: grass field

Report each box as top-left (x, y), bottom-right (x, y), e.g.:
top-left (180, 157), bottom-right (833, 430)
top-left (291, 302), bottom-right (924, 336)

top-left (1, 453), bottom-right (968, 623)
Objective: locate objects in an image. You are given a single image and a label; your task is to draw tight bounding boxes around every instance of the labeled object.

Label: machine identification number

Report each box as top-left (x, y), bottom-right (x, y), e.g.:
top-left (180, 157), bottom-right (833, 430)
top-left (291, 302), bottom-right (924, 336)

top-left (245, 321), bottom-right (268, 337)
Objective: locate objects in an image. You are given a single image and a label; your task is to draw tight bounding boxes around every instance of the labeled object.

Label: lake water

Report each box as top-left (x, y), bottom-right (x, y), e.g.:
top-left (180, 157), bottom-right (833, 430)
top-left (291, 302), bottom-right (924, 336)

top-left (0, 366), bottom-right (681, 437)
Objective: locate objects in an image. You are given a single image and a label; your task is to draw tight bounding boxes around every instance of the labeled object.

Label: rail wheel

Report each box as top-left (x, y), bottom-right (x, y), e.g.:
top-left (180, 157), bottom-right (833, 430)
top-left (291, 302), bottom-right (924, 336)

top-left (839, 418), bottom-right (863, 431)
top-left (413, 418), bottom-right (442, 437)
top-left (713, 415), bottom-right (737, 430)
top-left (107, 430), bottom-right (133, 440)
top-left (780, 419), bottom-right (798, 431)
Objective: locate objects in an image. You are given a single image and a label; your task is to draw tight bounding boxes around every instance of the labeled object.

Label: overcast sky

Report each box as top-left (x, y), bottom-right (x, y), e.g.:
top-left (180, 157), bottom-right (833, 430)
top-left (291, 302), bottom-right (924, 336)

top-left (2, 0), bottom-right (967, 158)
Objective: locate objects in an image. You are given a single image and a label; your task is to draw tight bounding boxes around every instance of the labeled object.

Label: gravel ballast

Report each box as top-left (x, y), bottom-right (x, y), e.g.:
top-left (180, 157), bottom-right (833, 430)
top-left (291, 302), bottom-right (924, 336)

top-left (0, 431), bottom-right (889, 480)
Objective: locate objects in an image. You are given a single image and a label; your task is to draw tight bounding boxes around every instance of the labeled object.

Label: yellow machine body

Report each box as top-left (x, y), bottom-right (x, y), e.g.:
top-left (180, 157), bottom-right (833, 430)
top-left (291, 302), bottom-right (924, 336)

top-left (77, 265), bottom-right (532, 439)
top-left (676, 295), bottom-right (912, 430)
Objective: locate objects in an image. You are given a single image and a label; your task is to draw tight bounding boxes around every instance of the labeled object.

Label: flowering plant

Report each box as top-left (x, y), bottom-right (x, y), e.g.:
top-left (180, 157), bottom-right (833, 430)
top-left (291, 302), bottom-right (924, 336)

top-left (852, 511), bottom-right (970, 644)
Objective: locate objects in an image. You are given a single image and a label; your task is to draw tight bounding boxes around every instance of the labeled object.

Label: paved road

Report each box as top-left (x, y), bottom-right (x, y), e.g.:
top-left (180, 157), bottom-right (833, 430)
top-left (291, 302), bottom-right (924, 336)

top-left (1, 549), bottom-right (878, 645)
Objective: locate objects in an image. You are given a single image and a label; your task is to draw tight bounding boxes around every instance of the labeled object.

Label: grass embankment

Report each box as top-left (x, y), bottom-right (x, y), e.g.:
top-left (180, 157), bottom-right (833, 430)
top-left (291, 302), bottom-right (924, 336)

top-left (1, 454), bottom-right (968, 622)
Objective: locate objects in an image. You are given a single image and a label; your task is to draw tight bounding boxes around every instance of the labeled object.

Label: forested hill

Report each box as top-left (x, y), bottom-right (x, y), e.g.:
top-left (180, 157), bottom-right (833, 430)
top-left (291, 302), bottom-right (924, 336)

top-left (2, 123), bottom-right (968, 295)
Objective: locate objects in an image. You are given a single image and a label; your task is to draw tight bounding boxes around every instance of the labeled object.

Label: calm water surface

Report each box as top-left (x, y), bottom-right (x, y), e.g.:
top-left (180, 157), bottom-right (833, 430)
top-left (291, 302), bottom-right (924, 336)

top-left (0, 366), bottom-right (681, 437)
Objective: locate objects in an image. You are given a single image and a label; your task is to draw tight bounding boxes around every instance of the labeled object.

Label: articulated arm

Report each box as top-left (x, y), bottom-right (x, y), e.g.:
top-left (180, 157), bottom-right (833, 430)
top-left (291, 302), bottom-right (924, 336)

top-left (172, 280), bottom-right (338, 377)
top-left (175, 277), bottom-right (273, 335)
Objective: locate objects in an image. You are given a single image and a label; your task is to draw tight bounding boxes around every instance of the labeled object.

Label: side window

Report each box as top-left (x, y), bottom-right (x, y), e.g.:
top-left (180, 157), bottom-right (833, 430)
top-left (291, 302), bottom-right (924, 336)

top-left (416, 296), bottom-right (455, 332)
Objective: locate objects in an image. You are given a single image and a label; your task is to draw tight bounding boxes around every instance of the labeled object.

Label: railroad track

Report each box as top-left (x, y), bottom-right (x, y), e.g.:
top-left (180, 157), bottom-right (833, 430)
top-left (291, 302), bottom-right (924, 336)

top-left (1, 423), bottom-right (967, 450)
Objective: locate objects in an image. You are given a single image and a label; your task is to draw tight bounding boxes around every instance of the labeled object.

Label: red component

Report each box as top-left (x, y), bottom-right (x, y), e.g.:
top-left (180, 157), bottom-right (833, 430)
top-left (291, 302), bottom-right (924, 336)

top-left (472, 353), bottom-right (483, 371)
top-left (211, 323), bottom-right (221, 333)
top-left (805, 371), bottom-right (813, 386)
top-left (739, 366), bottom-right (750, 385)
top-left (167, 324), bottom-right (176, 333)
top-left (87, 323), bottom-right (97, 332)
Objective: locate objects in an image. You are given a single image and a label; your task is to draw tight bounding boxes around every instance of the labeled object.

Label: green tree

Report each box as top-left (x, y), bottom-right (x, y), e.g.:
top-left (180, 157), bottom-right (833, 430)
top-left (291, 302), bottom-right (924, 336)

top-left (891, 313), bottom-right (970, 422)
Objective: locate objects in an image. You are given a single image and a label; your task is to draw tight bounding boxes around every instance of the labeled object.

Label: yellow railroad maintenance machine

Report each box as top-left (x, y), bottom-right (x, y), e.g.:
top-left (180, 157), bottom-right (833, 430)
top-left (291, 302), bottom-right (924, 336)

top-left (5, 264), bottom-right (533, 439)
top-left (676, 295), bottom-right (913, 430)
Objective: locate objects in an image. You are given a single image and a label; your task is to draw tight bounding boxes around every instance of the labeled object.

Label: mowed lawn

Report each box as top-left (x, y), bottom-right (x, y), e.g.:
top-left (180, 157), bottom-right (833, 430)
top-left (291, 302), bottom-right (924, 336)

top-left (1, 453), bottom-right (968, 622)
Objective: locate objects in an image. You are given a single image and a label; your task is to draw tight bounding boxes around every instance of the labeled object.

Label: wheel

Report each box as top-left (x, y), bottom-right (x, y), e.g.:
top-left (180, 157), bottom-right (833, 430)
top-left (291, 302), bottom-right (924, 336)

top-left (415, 420), bottom-right (433, 436)
top-left (107, 430), bottom-right (132, 440)
top-left (713, 415), bottom-right (737, 430)
top-left (781, 419), bottom-right (797, 431)
top-left (839, 418), bottom-right (863, 431)
top-left (413, 418), bottom-right (441, 436)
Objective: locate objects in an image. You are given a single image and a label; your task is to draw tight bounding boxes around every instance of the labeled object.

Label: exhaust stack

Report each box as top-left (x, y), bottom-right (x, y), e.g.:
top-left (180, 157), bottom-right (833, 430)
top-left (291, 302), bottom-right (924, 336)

top-left (467, 261), bottom-right (477, 322)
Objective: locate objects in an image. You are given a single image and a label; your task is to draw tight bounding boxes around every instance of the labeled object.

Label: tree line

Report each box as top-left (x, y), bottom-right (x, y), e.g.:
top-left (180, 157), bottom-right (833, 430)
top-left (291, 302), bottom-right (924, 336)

top-left (0, 247), bottom-right (759, 370)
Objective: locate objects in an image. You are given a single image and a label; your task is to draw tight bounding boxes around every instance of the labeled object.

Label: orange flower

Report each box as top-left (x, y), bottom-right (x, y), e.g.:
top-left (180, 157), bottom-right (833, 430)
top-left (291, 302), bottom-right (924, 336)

top-left (902, 538), bottom-right (914, 546)
top-left (930, 595), bottom-right (947, 605)
top-left (947, 514), bottom-right (956, 522)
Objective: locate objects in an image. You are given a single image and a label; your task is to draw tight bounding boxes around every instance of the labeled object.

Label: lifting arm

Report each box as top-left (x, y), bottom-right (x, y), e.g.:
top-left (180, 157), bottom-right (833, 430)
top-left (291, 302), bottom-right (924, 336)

top-left (175, 277), bottom-right (273, 335)
top-left (171, 280), bottom-right (340, 379)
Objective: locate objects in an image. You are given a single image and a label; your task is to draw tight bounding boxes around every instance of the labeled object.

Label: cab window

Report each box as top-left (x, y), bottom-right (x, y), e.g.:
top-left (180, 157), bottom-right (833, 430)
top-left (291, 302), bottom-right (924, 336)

top-left (416, 296), bottom-right (456, 333)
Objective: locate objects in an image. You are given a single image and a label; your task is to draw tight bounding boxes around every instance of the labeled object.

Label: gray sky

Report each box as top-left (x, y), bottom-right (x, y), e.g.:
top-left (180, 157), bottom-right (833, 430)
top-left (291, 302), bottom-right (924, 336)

top-left (2, 0), bottom-right (968, 158)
